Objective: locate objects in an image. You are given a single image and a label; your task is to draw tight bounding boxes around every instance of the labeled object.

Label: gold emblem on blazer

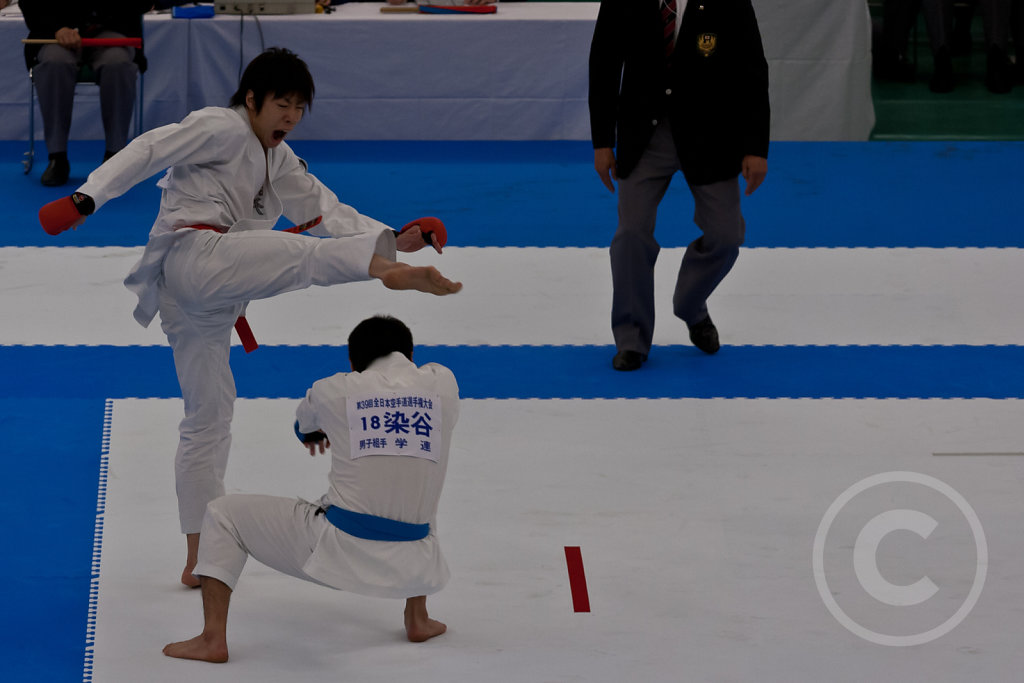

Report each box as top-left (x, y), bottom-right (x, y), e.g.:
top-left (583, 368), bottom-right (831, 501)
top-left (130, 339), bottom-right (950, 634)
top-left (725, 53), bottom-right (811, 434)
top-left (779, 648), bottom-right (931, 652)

top-left (697, 33), bottom-right (717, 57)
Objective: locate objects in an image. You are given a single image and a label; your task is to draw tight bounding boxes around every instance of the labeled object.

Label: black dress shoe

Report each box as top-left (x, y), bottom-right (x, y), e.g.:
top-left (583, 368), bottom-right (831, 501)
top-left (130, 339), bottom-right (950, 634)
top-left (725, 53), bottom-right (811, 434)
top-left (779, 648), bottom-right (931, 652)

top-left (688, 316), bottom-right (720, 354)
top-left (612, 349), bottom-right (646, 371)
top-left (41, 156), bottom-right (70, 187)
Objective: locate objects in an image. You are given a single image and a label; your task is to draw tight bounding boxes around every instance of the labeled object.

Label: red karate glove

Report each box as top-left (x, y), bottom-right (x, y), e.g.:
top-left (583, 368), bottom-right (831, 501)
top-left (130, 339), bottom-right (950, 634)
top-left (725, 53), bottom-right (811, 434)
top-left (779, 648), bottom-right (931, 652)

top-left (39, 193), bottom-right (94, 235)
top-left (399, 216), bottom-right (447, 249)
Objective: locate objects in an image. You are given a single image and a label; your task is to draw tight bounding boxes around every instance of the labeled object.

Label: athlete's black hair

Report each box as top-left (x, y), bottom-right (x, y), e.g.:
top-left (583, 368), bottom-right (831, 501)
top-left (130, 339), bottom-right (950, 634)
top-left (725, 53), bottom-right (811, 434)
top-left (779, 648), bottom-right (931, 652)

top-left (348, 316), bottom-right (414, 372)
top-left (229, 47), bottom-right (314, 112)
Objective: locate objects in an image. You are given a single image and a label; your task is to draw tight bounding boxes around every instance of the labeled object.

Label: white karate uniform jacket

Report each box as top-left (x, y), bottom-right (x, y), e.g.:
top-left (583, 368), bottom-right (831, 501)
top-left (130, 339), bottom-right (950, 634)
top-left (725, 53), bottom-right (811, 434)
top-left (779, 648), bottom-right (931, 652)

top-left (295, 352), bottom-right (459, 598)
top-left (78, 105), bottom-right (395, 327)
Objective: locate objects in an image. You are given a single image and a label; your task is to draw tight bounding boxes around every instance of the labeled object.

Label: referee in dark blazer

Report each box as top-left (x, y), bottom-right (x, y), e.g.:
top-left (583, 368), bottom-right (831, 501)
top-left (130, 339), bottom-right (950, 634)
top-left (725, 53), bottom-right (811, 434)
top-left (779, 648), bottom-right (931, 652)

top-left (589, 0), bottom-right (770, 371)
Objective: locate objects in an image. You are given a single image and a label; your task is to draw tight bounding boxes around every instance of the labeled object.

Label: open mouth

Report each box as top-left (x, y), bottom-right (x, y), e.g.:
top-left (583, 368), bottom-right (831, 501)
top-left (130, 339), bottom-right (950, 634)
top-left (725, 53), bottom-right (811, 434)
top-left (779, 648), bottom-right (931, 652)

top-left (272, 130), bottom-right (287, 142)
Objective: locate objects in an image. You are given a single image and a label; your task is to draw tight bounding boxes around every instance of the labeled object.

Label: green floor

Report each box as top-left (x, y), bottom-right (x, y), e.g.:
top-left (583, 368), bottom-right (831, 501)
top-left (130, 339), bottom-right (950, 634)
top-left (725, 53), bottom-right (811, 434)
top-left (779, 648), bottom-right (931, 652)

top-left (870, 15), bottom-right (1024, 140)
top-left (872, 52), bottom-right (1024, 140)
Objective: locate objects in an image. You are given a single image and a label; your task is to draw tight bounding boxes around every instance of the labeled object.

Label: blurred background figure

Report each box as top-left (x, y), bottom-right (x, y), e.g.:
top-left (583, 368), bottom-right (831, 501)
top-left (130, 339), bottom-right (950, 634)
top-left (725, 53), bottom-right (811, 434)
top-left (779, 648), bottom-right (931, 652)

top-left (873, 0), bottom-right (1021, 94)
top-left (21, 0), bottom-right (150, 186)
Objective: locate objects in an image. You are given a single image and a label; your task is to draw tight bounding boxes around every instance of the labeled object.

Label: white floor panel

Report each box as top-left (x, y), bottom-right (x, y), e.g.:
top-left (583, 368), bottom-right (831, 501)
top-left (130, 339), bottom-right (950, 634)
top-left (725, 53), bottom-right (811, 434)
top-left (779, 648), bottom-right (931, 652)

top-left (94, 397), bottom-right (1024, 682)
top-left (4, 246), bottom-right (1024, 347)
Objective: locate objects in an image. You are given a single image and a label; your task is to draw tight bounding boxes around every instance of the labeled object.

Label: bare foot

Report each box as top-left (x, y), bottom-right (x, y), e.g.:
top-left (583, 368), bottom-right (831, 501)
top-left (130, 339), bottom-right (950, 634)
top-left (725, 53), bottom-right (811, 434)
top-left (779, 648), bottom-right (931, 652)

top-left (381, 264), bottom-right (462, 296)
top-left (181, 564), bottom-right (200, 588)
top-left (162, 634), bottom-right (228, 663)
top-left (402, 595), bottom-right (445, 642)
top-left (405, 616), bottom-right (446, 642)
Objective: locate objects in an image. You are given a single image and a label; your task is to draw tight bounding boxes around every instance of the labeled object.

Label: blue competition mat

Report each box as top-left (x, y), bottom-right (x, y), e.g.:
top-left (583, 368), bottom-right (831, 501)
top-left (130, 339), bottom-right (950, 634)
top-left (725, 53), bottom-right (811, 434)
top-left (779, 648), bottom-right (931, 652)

top-left (5, 140), bottom-right (1024, 248)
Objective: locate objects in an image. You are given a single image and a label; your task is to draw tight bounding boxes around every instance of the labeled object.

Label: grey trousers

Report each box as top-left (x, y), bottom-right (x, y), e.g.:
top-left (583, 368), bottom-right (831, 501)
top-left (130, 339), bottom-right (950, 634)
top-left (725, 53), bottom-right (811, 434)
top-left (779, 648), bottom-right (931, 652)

top-left (611, 121), bottom-right (745, 355)
top-left (34, 31), bottom-right (137, 156)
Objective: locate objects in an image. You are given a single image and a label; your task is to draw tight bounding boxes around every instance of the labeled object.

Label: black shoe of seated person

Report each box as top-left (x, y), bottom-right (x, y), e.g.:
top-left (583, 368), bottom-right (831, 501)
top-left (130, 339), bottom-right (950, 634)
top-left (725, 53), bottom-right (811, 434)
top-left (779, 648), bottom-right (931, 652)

top-left (41, 154), bottom-right (70, 187)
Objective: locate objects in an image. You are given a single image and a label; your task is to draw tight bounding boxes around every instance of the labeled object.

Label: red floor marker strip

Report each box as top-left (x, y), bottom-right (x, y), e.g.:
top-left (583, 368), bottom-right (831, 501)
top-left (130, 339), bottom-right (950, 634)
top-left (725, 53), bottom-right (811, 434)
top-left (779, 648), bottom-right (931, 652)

top-left (564, 546), bottom-right (591, 613)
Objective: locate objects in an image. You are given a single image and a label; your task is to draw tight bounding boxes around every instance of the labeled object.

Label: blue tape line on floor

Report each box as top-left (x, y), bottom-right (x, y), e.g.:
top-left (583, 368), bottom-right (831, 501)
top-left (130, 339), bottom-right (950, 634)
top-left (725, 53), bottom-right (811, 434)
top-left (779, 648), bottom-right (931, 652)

top-left (3, 344), bottom-right (1023, 399)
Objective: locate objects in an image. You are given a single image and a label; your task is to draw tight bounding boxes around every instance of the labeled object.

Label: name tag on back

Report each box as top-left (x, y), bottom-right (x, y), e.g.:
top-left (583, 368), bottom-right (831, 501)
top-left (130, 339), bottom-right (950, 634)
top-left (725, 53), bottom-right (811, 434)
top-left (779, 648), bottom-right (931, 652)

top-left (347, 392), bottom-right (442, 462)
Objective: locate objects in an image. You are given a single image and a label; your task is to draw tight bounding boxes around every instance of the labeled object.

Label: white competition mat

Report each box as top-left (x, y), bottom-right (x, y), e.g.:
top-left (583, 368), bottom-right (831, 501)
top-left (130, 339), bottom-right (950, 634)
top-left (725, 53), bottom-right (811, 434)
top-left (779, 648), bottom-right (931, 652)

top-left (93, 397), bottom-right (1024, 682)
top-left (5, 247), bottom-right (1024, 347)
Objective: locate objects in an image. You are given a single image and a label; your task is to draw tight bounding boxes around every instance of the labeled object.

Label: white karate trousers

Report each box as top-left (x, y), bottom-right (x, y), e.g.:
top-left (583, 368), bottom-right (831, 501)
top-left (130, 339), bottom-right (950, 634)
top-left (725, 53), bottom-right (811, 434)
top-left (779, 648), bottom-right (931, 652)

top-left (194, 494), bottom-right (331, 591)
top-left (158, 228), bottom-right (383, 533)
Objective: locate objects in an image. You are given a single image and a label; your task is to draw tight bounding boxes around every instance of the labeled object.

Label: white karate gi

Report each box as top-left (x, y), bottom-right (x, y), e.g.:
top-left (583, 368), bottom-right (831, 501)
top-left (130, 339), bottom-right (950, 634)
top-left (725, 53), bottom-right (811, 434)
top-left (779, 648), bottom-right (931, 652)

top-left (194, 352), bottom-right (459, 599)
top-left (77, 106), bottom-right (397, 533)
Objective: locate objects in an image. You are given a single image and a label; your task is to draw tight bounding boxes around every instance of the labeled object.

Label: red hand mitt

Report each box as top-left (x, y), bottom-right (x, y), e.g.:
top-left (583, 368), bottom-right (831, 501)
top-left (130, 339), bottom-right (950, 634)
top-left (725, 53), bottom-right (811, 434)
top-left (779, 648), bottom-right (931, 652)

top-left (399, 216), bottom-right (447, 248)
top-left (39, 193), bottom-right (92, 235)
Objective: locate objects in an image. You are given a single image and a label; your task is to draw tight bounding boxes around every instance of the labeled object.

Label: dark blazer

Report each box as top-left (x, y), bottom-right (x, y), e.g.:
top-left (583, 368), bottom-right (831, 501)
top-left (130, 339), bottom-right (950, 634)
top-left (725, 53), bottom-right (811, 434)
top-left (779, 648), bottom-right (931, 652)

top-left (589, 0), bottom-right (770, 185)
top-left (21, 0), bottom-right (151, 72)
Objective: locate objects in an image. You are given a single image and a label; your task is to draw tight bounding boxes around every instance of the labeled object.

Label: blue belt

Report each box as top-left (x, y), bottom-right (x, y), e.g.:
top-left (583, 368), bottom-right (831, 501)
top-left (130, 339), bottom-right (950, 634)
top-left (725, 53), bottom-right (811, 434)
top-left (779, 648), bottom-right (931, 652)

top-left (323, 505), bottom-right (429, 542)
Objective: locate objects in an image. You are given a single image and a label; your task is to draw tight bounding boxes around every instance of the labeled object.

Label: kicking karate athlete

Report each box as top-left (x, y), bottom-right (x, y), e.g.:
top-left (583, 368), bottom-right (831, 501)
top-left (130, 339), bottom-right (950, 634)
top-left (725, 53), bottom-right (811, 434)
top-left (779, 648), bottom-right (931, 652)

top-left (38, 48), bottom-right (462, 588)
top-left (163, 315), bottom-right (458, 662)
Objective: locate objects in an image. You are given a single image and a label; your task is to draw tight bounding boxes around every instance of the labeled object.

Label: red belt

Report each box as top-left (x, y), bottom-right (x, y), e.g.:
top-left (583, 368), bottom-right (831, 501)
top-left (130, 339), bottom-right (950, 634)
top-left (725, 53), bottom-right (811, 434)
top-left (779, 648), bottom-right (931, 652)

top-left (182, 216), bottom-right (323, 353)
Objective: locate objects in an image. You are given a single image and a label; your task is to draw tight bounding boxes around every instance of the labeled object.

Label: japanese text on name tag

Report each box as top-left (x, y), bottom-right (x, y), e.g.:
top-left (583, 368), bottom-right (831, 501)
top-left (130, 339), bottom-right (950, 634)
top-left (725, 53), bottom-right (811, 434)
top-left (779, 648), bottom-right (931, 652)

top-left (347, 392), bottom-right (442, 462)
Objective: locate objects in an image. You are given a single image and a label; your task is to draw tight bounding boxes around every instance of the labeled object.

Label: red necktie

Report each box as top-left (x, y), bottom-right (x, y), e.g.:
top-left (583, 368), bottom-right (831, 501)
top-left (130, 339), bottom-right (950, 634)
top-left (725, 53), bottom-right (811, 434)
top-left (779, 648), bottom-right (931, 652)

top-left (662, 0), bottom-right (678, 58)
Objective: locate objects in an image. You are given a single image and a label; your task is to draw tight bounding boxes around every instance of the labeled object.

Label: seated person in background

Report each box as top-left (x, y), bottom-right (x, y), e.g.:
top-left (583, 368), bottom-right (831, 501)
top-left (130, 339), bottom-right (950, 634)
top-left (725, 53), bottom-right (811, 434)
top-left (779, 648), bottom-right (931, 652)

top-left (987, 0), bottom-right (1024, 91)
top-left (21, 0), bottom-right (150, 186)
top-left (164, 315), bottom-right (460, 663)
top-left (873, 0), bottom-right (1020, 94)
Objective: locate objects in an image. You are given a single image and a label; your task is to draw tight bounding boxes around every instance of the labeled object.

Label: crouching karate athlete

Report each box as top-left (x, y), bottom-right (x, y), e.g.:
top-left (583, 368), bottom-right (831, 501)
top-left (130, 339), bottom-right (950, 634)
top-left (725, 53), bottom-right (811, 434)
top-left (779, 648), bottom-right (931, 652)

top-left (37, 48), bottom-right (462, 588)
top-left (162, 315), bottom-right (458, 662)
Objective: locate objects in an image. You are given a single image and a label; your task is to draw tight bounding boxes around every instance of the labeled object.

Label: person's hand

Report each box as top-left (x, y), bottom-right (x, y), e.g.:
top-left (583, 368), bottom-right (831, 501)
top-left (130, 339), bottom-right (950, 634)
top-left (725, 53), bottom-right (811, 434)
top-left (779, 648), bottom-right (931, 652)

top-left (741, 155), bottom-right (767, 195)
top-left (397, 217), bottom-right (446, 254)
top-left (306, 438), bottom-right (330, 456)
top-left (396, 225), bottom-right (443, 254)
top-left (55, 27), bottom-right (82, 50)
top-left (39, 193), bottom-right (94, 235)
top-left (594, 147), bottom-right (617, 193)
